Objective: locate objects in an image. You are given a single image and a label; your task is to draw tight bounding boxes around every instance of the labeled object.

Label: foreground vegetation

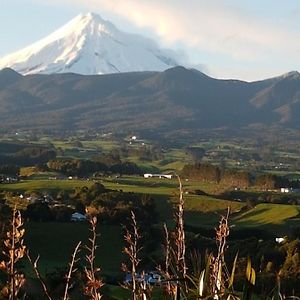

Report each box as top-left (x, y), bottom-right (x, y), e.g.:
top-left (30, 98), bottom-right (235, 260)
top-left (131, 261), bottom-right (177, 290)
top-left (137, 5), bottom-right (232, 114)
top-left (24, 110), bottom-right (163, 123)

top-left (1, 193), bottom-right (300, 299)
top-left (1, 134), bottom-right (300, 298)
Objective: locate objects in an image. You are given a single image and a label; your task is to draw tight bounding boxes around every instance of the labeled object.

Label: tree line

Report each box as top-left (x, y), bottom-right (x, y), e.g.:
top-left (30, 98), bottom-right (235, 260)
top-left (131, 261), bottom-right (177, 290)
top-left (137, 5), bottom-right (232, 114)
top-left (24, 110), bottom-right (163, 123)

top-left (181, 162), bottom-right (294, 189)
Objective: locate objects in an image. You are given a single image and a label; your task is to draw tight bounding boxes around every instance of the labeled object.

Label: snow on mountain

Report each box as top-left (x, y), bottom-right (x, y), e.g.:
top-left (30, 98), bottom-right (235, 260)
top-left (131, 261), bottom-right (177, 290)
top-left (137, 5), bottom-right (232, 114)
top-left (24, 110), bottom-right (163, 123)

top-left (0, 12), bottom-right (179, 75)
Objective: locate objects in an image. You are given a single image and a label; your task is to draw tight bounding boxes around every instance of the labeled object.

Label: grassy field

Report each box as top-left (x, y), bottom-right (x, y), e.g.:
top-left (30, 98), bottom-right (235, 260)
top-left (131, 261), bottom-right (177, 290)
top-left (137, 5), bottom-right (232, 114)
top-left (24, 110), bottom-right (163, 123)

top-left (183, 195), bottom-right (244, 227)
top-left (3, 176), bottom-right (300, 231)
top-left (1, 179), bottom-right (93, 192)
top-left (234, 203), bottom-right (300, 227)
top-left (3, 175), bottom-right (300, 299)
top-left (24, 222), bottom-right (124, 278)
top-left (3, 175), bottom-right (300, 232)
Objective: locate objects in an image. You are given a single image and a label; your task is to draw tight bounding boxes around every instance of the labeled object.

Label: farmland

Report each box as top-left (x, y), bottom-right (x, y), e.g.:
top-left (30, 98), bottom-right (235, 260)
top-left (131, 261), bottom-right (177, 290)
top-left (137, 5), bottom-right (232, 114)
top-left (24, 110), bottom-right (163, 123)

top-left (1, 134), bottom-right (300, 298)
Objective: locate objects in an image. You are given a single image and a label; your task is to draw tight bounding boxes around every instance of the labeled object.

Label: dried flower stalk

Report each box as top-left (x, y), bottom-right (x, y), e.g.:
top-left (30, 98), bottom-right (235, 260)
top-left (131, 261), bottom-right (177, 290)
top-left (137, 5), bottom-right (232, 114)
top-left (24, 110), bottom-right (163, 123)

top-left (63, 241), bottom-right (81, 300)
top-left (174, 175), bottom-right (187, 298)
top-left (84, 216), bottom-right (104, 300)
top-left (122, 211), bottom-right (149, 300)
top-left (210, 207), bottom-right (230, 299)
top-left (26, 252), bottom-right (53, 300)
top-left (0, 208), bottom-right (26, 300)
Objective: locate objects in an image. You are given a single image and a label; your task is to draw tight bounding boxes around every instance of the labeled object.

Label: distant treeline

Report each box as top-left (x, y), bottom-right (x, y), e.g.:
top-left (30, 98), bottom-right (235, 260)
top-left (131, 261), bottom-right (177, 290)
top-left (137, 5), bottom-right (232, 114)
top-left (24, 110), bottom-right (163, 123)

top-left (0, 141), bottom-right (143, 176)
top-left (47, 158), bottom-right (142, 176)
top-left (0, 141), bottom-right (56, 168)
top-left (181, 162), bottom-right (294, 189)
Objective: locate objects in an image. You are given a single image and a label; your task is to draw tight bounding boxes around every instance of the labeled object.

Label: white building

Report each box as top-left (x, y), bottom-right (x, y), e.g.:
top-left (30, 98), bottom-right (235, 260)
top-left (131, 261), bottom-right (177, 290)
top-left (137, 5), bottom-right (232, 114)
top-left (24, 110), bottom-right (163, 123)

top-left (280, 187), bottom-right (293, 193)
top-left (144, 174), bottom-right (172, 179)
top-left (71, 212), bottom-right (87, 222)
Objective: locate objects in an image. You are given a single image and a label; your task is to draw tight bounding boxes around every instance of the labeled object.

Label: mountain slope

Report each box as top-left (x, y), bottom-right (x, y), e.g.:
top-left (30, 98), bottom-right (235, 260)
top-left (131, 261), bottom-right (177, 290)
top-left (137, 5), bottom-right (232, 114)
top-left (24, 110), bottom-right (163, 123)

top-left (0, 13), bottom-right (179, 75)
top-left (0, 67), bottom-right (300, 134)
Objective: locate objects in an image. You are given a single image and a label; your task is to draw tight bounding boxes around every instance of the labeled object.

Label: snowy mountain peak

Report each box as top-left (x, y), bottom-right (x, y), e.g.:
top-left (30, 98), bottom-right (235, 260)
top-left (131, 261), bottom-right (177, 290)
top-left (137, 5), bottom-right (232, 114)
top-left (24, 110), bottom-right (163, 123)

top-left (0, 12), bottom-right (179, 75)
top-left (65, 12), bottom-right (118, 36)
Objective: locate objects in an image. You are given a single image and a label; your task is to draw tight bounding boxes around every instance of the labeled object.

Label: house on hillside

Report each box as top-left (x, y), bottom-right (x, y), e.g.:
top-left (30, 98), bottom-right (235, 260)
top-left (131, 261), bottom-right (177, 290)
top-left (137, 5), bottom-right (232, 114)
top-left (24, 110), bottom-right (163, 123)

top-left (71, 212), bottom-right (87, 222)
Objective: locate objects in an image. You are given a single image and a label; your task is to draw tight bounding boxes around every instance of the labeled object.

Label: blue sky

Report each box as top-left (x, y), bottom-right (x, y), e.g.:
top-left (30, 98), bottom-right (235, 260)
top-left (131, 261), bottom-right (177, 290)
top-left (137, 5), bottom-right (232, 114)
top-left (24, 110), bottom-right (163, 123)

top-left (1, 0), bottom-right (300, 81)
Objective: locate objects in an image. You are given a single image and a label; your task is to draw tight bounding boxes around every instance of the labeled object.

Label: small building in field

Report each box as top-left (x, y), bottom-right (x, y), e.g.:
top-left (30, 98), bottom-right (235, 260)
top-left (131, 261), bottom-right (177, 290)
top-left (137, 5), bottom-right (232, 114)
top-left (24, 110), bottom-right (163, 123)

top-left (275, 237), bottom-right (285, 244)
top-left (71, 212), bottom-right (87, 222)
top-left (144, 173), bottom-right (173, 179)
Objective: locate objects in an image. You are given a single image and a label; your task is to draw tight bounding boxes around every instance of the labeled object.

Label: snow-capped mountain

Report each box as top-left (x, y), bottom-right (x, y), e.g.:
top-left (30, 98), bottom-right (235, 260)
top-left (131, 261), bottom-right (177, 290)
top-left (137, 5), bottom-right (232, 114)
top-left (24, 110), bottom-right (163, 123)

top-left (0, 12), bottom-right (179, 75)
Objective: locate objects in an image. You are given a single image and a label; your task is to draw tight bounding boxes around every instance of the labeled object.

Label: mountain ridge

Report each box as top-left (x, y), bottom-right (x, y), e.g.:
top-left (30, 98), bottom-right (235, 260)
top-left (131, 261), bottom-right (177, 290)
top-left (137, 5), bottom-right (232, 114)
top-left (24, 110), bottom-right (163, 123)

top-left (1, 66), bottom-right (300, 135)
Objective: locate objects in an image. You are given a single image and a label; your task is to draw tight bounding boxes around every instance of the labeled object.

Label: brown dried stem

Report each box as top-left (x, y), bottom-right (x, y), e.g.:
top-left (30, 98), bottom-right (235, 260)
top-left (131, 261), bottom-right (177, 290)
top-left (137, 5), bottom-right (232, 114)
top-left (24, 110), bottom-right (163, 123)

top-left (63, 241), bottom-right (81, 300)
top-left (84, 216), bottom-right (103, 300)
top-left (26, 252), bottom-right (53, 300)
top-left (122, 210), bottom-right (149, 300)
top-left (0, 208), bottom-right (26, 300)
top-left (174, 175), bottom-right (187, 298)
top-left (211, 207), bottom-right (230, 298)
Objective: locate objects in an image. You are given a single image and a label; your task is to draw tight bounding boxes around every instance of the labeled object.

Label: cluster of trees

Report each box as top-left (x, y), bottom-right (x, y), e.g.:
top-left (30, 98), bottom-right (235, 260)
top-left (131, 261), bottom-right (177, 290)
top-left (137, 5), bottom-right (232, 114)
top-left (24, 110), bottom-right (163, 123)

top-left (107, 144), bottom-right (164, 162)
top-left (185, 146), bottom-right (206, 161)
top-left (181, 162), bottom-right (250, 187)
top-left (47, 158), bottom-right (142, 177)
top-left (181, 162), bottom-right (293, 189)
top-left (89, 192), bottom-right (156, 225)
top-left (24, 202), bottom-right (73, 222)
top-left (23, 183), bottom-right (157, 228)
top-left (0, 165), bottom-right (19, 176)
top-left (0, 142), bottom-right (56, 168)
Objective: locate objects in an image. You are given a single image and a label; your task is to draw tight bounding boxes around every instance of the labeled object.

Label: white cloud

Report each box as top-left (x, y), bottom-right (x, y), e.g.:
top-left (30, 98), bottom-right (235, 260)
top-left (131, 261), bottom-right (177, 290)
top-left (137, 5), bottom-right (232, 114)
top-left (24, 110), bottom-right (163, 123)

top-left (42, 1), bottom-right (300, 79)
top-left (50, 0), bottom-right (296, 58)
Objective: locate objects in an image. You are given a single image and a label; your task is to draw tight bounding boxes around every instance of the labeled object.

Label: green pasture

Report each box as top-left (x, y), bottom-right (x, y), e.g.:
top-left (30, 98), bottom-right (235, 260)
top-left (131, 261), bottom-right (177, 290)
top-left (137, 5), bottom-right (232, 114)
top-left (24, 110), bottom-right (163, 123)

top-left (183, 195), bottom-right (244, 227)
top-left (234, 203), bottom-right (300, 227)
top-left (1, 175), bottom-right (228, 196)
top-left (48, 139), bottom-right (118, 159)
top-left (1, 179), bottom-right (93, 193)
top-left (24, 222), bottom-right (124, 277)
top-left (3, 176), bottom-right (300, 233)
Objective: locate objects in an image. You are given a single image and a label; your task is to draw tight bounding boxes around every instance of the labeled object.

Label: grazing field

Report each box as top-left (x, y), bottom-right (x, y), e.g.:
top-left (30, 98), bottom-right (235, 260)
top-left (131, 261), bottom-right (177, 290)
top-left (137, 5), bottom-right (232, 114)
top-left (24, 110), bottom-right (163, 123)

top-left (24, 222), bottom-right (124, 277)
top-left (183, 195), bottom-right (245, 227)
top-left (3, 176), bottom-right (300, 233)
top-left (234, 203), bottom-right (300, 227)
top-left (232, 203), bottom-right (300, 236)
top-left (1, 179), bottom-right (93, 192)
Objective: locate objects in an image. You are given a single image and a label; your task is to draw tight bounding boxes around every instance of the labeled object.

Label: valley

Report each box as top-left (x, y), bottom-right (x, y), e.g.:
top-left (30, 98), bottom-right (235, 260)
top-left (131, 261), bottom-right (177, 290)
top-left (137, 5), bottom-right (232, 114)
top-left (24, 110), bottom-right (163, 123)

top-left (1, 4), bottom-right (300, 299)
top-left (1, 132), bottom-right (300, 297)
